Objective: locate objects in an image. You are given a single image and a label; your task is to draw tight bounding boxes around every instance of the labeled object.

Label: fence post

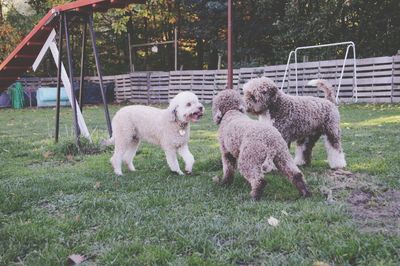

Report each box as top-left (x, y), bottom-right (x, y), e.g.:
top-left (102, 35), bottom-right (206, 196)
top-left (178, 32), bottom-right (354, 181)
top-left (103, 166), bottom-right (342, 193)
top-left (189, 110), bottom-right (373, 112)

top-left (146, 72), bottom-right (151, 105)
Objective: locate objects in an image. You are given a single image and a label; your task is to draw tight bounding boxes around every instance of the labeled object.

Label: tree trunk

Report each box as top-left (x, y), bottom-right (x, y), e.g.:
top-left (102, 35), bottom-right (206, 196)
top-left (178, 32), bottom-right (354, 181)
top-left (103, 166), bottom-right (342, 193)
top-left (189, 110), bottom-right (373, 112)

top-left (208, 48), bottom-right (218, 70)
top-left (0, 0), bottom-right (3, 23)
top-left (196, 38), bottom-right (204, 69)
top-left (126, 10), bottom-right (134, 71)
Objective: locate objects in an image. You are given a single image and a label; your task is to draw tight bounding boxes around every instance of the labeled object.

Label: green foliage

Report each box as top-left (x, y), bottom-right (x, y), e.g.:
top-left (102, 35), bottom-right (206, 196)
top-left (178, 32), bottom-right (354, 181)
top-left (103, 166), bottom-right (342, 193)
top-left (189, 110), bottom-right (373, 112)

top-left (1, 0), bottom-right (399, 72)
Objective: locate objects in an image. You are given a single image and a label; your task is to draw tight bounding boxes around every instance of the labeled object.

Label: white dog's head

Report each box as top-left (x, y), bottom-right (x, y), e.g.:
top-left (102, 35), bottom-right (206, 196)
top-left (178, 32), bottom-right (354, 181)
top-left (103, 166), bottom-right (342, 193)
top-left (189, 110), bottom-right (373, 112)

top-left (167, 91), bottom-right (204, 123)
top-left (243, 77), bottom-right (279, 115)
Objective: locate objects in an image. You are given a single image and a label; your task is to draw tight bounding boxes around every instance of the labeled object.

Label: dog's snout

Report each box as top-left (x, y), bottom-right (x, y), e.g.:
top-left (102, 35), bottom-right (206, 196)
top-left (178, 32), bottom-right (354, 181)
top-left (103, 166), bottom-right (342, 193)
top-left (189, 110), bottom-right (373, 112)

top-left (199, 106), bottom-right (204, 112)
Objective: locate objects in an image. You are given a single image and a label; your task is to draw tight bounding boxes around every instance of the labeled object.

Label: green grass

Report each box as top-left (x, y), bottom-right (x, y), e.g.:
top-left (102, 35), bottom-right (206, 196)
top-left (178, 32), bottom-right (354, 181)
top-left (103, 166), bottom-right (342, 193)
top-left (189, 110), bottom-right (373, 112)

top-left (1, 103), bottom-right (399, 265)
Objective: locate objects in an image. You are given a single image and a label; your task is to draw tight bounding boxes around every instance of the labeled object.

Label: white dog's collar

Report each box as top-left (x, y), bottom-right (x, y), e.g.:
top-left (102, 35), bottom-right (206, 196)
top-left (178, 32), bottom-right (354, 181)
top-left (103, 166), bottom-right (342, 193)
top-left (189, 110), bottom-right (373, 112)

top-left (176, 121), bottom-right (188, 136)
top-left (172, 108), bottom-right (188, 135)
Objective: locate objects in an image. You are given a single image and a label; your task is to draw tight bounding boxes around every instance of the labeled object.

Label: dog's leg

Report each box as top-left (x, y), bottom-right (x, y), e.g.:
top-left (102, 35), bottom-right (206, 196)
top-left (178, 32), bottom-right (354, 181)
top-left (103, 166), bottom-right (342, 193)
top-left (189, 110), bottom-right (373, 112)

top-left (323, 133), bottom-right (346, 169)
top-left (294, 138), bottom-right (307, 166)
top-left (178, 144), bottom-right (195, 174)
top-left (303, 133), bottom-right (321, 165)
top-left (111, 140), bottom-right (126, 176)
top-left (238, 148), bottom-right (266, 200)
top-left (294, 134), bottom-right (321, 166)
top-left (221, 152), bottom-right (236, 185)
top-left (274, 152), bottom-right (311, 197)
top-left (239, 166), bottom-right (266, 201)
top-left (165, 149), bottom-right (184, 175)
top-left (123, 139), bottom-right (140, 172)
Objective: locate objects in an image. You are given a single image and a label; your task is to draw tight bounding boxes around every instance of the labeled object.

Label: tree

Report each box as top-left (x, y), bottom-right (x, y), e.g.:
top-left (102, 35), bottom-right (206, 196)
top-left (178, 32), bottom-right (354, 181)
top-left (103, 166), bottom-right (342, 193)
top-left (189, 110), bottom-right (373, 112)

top-left (0, 0), bottom-right (3, 23)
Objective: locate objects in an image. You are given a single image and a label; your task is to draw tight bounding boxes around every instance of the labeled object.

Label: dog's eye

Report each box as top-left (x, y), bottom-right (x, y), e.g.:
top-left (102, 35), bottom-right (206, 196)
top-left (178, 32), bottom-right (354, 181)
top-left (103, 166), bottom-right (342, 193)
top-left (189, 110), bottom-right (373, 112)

top-left (187, 103), bottom-right (192, 107)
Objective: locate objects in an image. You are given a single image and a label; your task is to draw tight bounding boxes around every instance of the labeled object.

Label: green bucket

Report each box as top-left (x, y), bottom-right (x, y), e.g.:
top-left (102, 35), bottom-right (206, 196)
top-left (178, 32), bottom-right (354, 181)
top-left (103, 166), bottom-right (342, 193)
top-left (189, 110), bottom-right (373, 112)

top-left (9, 82), bottom-right (25, 109)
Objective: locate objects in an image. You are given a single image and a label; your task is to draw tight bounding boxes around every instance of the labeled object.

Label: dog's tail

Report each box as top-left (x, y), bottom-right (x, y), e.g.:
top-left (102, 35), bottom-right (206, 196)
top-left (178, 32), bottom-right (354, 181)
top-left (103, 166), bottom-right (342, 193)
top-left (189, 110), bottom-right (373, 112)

top-left (308, 79), bottom-right (335, 103)
top-left (100, 136), bottom-right (114, 147)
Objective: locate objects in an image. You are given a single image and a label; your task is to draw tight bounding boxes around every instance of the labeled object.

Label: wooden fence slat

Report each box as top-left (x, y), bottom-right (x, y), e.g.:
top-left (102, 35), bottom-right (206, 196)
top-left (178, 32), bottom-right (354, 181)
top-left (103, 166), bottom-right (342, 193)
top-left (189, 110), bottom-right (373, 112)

top-left (17, 55), bottom-right (400, 104)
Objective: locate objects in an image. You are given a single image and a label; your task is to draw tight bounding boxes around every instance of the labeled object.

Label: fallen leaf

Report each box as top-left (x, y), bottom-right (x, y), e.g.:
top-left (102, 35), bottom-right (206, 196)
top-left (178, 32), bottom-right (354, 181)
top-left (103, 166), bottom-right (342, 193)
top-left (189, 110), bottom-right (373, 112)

top-left (67, 254), bottom-right (86, 265)
top-left (66, 154), bottom-right (74, 161)
top-left (313, 261), bottom-right (330, 266)
top-left (74, 215), bottom-right (80, 222)
top-left (94, 181), bottom-right (101, 189)
top-left (43, 151), bottom-right (53, 158)
top-left (281, 210), bottom-right (288, 216)
top-left (212, 175), bottom-right (220, 183)
top-left (267, 216), bottom-right (279, 227)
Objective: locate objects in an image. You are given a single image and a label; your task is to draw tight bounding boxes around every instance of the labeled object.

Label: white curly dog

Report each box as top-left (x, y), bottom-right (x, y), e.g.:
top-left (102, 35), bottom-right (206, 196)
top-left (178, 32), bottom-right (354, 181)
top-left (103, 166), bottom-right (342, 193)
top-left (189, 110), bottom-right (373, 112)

top-left (103, 92), bottom-right (204, 176)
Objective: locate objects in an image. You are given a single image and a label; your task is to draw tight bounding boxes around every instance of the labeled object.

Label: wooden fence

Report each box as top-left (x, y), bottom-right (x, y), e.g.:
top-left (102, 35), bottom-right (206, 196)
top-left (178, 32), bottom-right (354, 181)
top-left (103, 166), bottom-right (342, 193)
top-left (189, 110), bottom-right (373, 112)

top-left (19, 55), bottom-right (400, 104)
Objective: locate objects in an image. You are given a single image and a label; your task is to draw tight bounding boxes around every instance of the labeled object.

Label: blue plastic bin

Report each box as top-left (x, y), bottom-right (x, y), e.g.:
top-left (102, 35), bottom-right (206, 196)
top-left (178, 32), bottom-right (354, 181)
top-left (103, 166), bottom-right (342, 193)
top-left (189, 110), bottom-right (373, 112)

top-left (36, 87), bottom-right (70, 107)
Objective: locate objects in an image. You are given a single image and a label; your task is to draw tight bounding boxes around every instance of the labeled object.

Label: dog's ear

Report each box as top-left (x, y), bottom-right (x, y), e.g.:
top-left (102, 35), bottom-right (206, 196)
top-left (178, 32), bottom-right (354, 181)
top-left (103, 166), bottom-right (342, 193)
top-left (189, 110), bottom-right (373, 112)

top-left (213, 109), bottom-right (222, 124)
top-left (268, 85), bottom-right (278, 101)
top-left (167, 104), bottom-right (178, 122)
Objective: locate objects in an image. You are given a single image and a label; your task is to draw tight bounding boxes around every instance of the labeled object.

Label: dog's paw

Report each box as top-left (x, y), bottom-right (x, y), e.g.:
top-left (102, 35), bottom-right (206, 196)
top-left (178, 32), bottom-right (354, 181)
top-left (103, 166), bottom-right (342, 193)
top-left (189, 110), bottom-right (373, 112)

top-left (126, 163), bottom-right (136, 172)
top-left (250, 179), bottom-right (267, 200)
top-left (174, 170), bottom-right (184, 175)
top-left (185, 167), bottom-right (193, 173)
top-left (185, 170), bottom-right (192, 175)
top-left (114, 170), bottom-right (123, 176)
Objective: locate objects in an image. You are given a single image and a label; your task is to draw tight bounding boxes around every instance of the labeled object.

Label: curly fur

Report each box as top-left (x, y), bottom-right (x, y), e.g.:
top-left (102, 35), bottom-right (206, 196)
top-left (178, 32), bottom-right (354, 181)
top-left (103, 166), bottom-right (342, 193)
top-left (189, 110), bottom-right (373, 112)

top-left (212, 89), bottom-right (311, 200)
top-left (105, 91), bottom-right (204, 175)
top-left (243, 77), bottom-right (346, 169)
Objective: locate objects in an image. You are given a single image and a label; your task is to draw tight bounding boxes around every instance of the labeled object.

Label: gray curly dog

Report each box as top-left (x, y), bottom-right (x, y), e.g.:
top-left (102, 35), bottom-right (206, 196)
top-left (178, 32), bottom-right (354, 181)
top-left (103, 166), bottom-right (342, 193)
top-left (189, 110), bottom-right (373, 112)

top-left (212, 89), bottom-right (311, 200)
top-left (243, 77), bottom-right (346, 169)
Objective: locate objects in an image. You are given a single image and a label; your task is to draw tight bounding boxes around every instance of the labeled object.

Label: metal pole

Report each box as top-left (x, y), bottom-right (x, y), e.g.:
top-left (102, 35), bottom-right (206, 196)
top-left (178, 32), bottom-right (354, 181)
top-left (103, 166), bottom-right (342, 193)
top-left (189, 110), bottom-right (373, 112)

top-left (55, 13), bottom-right (64, 143)
top-left (64, 14), bottom-right (81, 144)
top-left (88, 12), bottom-right (112, 137)
top-left (352, 44), bottom-right (358, 102)
top-left (281, 50), bottom-right (294, 90)
top-left (336, 45), bottom-right (351, 104)
top-left (79, 19), bottom-right (87, 111)
top-left (174, 27), bottom-right (177, 71)
top-left (227, 0), bottom-right (233, 89)
top-left (293, 41), bottom-right (357, 96)
top-left (131, 40), bottom-right (174, 48)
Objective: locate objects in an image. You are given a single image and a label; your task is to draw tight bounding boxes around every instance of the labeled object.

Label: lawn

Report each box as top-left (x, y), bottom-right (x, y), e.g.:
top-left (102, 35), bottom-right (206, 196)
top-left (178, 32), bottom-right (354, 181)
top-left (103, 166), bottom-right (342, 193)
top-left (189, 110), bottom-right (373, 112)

top-left (0, 103), bottom-right (399, 265)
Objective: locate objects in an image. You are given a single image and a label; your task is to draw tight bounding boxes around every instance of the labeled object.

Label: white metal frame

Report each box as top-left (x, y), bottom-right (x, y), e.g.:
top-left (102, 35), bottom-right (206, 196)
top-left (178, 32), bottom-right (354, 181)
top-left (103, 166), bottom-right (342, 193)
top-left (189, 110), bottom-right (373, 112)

top-left (33, 29), bottom-right (91, 140)
top-left (281, 41), bottom-right (358, 103)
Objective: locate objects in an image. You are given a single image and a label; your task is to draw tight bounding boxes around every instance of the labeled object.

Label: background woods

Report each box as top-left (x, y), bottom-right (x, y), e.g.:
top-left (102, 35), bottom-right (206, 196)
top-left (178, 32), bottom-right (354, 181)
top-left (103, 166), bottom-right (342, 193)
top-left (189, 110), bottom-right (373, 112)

top-left (0, 0), bottom-right (399, 76)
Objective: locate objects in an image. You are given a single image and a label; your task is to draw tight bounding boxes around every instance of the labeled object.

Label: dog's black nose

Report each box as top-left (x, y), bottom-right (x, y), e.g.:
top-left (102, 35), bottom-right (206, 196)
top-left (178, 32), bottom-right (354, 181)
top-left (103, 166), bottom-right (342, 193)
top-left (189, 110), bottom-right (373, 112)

top-left (199, 106), bottom-right (204, 112)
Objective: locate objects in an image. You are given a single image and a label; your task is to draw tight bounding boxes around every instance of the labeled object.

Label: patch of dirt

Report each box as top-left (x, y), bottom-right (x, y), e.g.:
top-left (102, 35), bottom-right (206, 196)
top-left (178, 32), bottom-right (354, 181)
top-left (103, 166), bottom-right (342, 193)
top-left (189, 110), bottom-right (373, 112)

top-left (38, 200), bottom-right (57, 214)
top-left (319, 169), bottom-right (363, 204)
top-left (347, 189), bottom-right (400, 234)
top-left (319, 169), bottom-right (400, 234)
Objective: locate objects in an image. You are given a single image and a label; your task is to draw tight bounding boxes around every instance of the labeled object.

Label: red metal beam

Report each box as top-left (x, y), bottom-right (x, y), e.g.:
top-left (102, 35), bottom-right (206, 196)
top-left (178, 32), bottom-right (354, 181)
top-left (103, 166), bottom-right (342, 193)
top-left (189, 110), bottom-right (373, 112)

top-left (227, 0), bottom-right (233, 89)
top-left (0, 0), bottom-right (145, 91)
